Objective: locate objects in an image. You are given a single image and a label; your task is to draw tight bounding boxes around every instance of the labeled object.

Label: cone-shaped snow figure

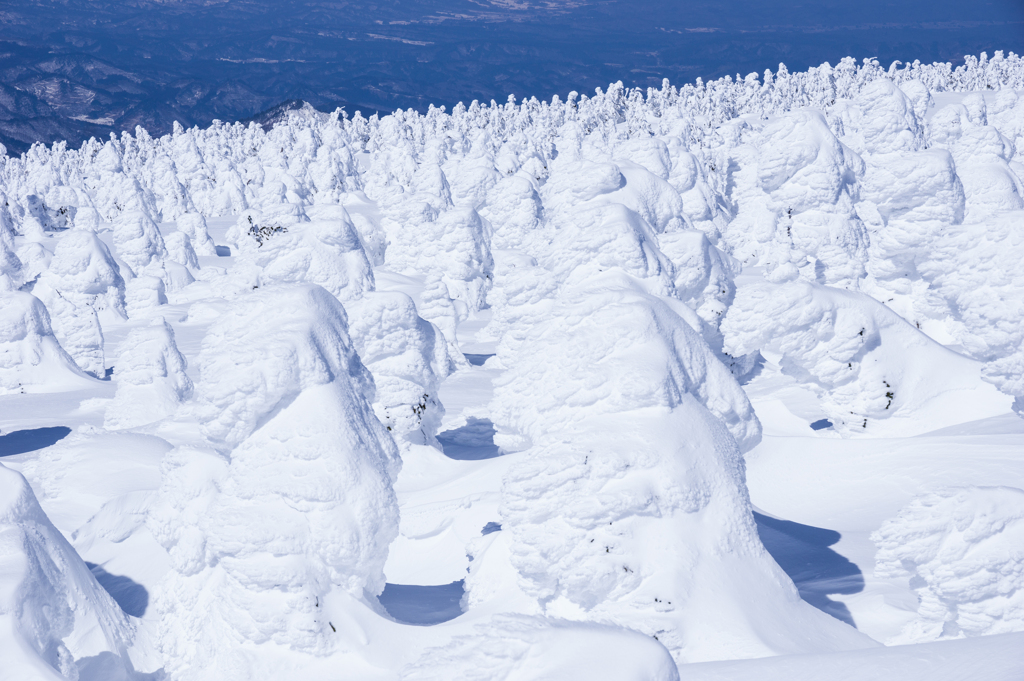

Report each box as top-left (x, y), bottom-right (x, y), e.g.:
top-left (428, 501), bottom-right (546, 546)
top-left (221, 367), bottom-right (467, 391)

top-left (104, 318), bottom-right (193, 430)
top-left (174, 213), bottom-right (217, 257)
top-left (0, 204), bottom-right (24, 292)
top-left (473, 272), bottom-right (870, 663)
top-left (32, 229), bottom-right (128, 377)
top-left (112, 210), bottom-right (167, 273)
top-left (346, 291), bottom-right (451, 448)
top-left (35, 229), bottom-right (126, 321)
top-left (124, 275), bottom-right (168, 319)
top-left (415, 275), bottom-right (465, 364)
top-left (164, 231), bottom-right (200, 271)
top-left (149, 284), bottom-right (400, 681)
top-left (39, 297), bottom-right (105, 379)
top-left (384, 206), bottom-right (494, 313)
top-left (0, 291), bottom-right (95, 394)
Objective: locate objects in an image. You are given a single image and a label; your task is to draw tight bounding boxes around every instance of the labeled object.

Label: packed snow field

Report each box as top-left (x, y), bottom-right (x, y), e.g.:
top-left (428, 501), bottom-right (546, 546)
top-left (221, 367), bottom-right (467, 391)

top-left (1, 53), bottom-right (1024, 680)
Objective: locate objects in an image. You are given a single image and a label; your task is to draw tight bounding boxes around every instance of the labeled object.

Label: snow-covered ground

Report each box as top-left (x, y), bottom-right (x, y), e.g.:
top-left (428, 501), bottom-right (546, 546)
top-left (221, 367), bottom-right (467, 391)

top-left (2, 54), bottom-right (1024, 680)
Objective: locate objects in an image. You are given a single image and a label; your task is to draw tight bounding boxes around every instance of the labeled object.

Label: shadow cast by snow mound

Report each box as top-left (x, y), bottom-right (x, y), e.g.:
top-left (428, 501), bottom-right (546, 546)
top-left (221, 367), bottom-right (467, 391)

top-left (378, 580), bottom-right (465, 625)
top-left (86, 563), bottom-right (149, 617)
top-left (753, 512), bottom-right (864, 628)
top-left (437, 418), bottom-right (501, 460)
top-left (0, 426), bottom-right (71, 457)
top-left (77, 651), bottom-right (163, 681)
top-left (463, 353), bottom-right (495, 366)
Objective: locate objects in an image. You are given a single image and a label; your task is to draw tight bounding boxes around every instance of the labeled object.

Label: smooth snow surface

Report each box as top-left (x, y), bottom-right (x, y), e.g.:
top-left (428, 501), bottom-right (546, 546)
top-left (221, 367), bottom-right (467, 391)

top-left (0, 55), bottom-right (1023, 679)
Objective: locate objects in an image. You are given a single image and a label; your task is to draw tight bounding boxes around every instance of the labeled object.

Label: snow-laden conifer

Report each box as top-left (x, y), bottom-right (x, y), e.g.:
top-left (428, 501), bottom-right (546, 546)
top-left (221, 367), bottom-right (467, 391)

top-left (0, 291), bottom-right (94, 393)
top-left (105, 318), bottom-right (193, 429)
top-left (150, 284), bottom-right (400, 680)
top-left (873, 486), bottom-right (1024, 642)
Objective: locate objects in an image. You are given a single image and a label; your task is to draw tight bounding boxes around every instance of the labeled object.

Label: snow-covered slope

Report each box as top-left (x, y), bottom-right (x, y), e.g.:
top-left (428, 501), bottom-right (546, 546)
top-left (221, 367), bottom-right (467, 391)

top-left (0, 463), bottom-right (136, 681)
top-left (0, 53), bottom-right (1023, 680)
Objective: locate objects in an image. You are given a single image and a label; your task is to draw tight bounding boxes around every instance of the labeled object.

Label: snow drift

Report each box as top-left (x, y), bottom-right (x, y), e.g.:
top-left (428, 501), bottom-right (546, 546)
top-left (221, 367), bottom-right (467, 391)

top-left (402, 615), bottom-right (681, 681)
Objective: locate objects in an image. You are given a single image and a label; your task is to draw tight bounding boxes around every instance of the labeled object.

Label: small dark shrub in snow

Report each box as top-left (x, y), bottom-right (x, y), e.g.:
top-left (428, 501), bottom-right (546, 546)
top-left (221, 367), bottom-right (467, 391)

top-left (246, 215), bottom-right (288, 246)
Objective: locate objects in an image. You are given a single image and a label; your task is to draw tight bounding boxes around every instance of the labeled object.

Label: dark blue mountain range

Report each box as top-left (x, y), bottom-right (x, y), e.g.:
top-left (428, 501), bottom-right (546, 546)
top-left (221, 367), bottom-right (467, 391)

top-left (1, 0), bottom-right (1022, 154)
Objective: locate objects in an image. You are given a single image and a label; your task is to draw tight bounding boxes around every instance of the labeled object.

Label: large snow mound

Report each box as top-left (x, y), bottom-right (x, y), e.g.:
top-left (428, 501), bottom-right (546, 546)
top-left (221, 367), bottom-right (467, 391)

top-left (873, 486), bottom-right (1024, 643)
top-left (229, 214), bottom-right (375, 303)
top-left (480, 272), bottom-right (871, 662)
top-left (0, 291), bottom-right (95, 394)
top-left (190, 284), bottom-right (381, 448)
top-left (0, 463), bottom-right (136, 681)
top-left (149, 284), bottom-right (401, 680)
top-left (722, 279), bottom-right (1011, 436)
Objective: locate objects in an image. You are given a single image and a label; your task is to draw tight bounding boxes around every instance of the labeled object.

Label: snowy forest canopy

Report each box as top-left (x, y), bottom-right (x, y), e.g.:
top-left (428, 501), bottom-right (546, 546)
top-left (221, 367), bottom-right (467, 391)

top-left (1, 52), bottom-right (1024, 680)
top-left (4, 52), bottom-right (1024, 409)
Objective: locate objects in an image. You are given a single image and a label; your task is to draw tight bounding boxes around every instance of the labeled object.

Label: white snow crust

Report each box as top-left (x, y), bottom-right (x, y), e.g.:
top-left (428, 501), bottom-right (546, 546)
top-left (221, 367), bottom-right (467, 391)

top-left (0, 51), bottom-right (1023, 680)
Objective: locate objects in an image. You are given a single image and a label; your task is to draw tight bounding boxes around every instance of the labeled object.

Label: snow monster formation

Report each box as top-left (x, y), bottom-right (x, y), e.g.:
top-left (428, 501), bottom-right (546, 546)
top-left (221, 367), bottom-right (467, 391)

top-left (104, 318), bottom-right (193, 430)
top-left (462, 272), bottom-right (870, 663)
top-left (148, 285), bottom-right (401, 681)
top-left (873, 486), bottom-right (1024, 644)
top-left (0, 52), bottom-right (1022, 679)
top-left (0, 291), bottom-right (95, 394)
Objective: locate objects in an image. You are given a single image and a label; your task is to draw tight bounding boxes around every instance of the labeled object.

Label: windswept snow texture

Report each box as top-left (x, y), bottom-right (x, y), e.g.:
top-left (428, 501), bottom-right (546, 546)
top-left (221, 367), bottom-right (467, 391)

top-left (0, 55), bottom-right (1023, 680)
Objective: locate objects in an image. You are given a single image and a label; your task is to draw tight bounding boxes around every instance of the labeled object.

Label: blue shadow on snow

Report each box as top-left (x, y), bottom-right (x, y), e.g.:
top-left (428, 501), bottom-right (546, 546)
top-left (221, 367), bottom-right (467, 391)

top-left (378, 580), bottom-right (464, 626)
top-left (810, 418), bottom-right (833, 431)
top-left (86, 563), bottom-right (149, 617)
top-left (0, 426), bottom-right (71, 457)
top-left (437, 417), bottom-right (502, 461)
top-left (753, 512), bottom-right (864, 628)
top-left (463, 353), bottom-right (495, 367)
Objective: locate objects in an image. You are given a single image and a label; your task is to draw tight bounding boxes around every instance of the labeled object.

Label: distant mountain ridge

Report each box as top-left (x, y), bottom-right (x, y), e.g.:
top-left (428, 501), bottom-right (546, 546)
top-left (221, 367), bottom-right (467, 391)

top-left (1, 0), bottom-right (1021, 155)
